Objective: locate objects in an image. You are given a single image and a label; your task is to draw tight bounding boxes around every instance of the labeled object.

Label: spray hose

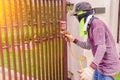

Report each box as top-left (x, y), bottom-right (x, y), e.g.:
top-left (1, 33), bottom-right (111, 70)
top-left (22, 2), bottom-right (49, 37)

top-left (59, 20), bottom-right (86, 72)
top-left (68, 42), bottom-right (86, 72)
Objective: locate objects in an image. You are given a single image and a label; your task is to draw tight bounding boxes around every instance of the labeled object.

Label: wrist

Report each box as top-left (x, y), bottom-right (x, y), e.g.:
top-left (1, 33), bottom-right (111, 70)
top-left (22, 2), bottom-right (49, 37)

top-left (88, 66), bottom-right (95, 72)
top-left (90, 62), bottom-right (97, 70)
top-left (80, 66), bottom-right (94, 79)
top-left (73, 39), bottom-right (78, 43)
top-left (69, 35), bottom-right (75, 42)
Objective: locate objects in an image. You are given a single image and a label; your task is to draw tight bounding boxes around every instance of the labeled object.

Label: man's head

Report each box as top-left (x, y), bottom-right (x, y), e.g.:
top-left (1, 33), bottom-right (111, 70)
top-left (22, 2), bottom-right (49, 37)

top-left (73, 2), bottom-right (93, 22)
top-left (72, 2), bottom-right (94, 37)
top-left (75, 2), bottom-right (92, 13)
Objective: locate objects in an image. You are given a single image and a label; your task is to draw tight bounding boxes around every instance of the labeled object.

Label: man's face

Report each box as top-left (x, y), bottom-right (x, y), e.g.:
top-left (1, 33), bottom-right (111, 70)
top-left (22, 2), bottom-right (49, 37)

top-left (76, 11), bottom-right (86, 22)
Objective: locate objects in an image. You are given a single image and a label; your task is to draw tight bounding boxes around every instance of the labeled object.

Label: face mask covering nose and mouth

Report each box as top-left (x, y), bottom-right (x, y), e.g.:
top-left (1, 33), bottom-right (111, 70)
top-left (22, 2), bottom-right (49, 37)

top-left (76, 10), bottom-right (93, 37)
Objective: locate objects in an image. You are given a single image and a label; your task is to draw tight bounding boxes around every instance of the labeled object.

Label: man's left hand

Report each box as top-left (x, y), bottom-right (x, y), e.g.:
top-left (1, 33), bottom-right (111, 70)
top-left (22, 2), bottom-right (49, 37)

top-left (78, 67), bottom-right (94, 80)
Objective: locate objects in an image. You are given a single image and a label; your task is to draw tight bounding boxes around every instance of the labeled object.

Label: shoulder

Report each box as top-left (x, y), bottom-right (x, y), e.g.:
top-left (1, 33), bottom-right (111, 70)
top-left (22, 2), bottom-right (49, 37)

top-left (91, 18), bottom-right (106, 30)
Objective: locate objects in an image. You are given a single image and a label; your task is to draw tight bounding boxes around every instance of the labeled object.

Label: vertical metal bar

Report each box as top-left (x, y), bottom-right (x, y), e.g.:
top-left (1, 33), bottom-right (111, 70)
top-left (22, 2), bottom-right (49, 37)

top-left (50, 0), bottom-right (54, 80)
top-left (0, 27), bottom-right (5, 80)
top-left (62, 0), bottom-right (67, 80)
top-left (46, 0), bottom-right (51, 80)
top-left (18, 0), bottom-right (27, 79)
top-left (13, 0), bottom-right (22, 79)
top-left (60, 2), bottom-right (63, 80)
top-left (42, 0), bottom-right (48, 80)
top-left (60, 0), bottom-right (63, 80)
top-left (62, 0), bottom-right (67, 20)
top-left (38, 0), bottom-right (44, 80)
top-left (57, 0), bottom-right (61, 80)
top-left (24, 0), bottom-right (32, 80)
top-left (2, 0), bottom-right (11, 80)
top-left (117, 0), bottom-right (120, 43)
top-left (8, 0), bottom-right (17, 80)
top-left (1, 1), bottom-right (5, 80)
top-left (56, 0), bottom-right (60, 79)
top-left (34, 0), bottom-right (41, 80)
top-left (53, 0), bottom-right (58, 80)
top-left (52, 1), bottom-right (56, 80)
top-left (39, 0), bottom-right (45, 80)
top-left (29, 0), bottom-right (36, 79)
top-left (60, 1), bottom-right (63, 80)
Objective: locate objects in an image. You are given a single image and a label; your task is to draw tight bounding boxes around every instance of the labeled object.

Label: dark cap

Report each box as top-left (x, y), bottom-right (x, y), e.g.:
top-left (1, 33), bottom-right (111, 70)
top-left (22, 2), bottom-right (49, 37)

top-left (75, 2), bottom-right (92, 12)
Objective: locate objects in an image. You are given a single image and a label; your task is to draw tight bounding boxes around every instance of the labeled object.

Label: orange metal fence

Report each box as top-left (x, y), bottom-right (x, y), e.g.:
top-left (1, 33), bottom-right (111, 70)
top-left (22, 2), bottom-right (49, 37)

top-left (0, 0), bottom-right (67, 80)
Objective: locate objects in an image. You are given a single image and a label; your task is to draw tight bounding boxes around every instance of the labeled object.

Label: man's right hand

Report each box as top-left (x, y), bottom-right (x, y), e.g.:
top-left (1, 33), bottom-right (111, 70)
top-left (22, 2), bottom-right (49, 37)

top-left (64, 34), bottom-right (75, 42)
top-left (60, 31), bottom-right (75, 42)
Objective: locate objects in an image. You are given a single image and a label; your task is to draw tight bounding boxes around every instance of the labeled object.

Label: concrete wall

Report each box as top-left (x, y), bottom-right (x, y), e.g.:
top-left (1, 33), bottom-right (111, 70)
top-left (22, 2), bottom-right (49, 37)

top-left (67, 0), bottom-right (119, 80)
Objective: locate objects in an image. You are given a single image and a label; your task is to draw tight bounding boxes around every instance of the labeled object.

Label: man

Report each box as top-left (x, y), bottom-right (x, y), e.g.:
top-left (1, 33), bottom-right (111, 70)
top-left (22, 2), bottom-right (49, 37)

top-left (62, 2), bottom-right (120, 80)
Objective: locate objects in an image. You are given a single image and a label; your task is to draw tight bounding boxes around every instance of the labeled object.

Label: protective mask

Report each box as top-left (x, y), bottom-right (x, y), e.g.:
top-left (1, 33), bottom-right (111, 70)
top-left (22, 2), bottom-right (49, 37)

top-left (77, 11), bottom-right (93, 37)
top-left (77, 11), bottom-right (87, 37)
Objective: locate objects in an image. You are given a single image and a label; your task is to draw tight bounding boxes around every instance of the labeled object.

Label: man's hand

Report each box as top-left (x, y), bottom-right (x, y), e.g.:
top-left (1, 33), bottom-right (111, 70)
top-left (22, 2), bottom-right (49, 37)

top-left (60, 31), bottom-right (75, 42)
top-left (60, 30), bottom-right (70, 35)
top-left (78, 67), bottom-right (94, 80)
top-left (64, 34), bottom-right (75, 42)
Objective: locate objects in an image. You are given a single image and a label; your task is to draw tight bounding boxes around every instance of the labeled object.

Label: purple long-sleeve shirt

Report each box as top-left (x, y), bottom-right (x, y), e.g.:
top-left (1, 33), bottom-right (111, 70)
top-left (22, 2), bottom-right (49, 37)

top-left (74, 18), bottom-right (120, 75)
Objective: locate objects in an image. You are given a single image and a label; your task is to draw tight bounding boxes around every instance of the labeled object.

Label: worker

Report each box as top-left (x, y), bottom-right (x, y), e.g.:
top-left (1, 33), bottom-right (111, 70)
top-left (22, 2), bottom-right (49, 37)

top-left (61, 2), bottom-right (120, 80)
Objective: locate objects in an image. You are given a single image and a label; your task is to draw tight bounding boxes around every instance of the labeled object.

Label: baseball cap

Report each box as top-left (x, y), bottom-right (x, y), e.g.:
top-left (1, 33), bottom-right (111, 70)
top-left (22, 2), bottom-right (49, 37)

top-left (72, 2), bottom-right (92, 16)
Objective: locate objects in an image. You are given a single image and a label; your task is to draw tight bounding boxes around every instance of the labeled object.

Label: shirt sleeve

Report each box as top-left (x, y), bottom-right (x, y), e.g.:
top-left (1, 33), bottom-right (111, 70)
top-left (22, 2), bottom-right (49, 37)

top-left (93, 26), bottom-right (105, 46)
top-left (92, 25), bottom-right (106, 65)
top-left (73, 39), bottom-right (90, 50)
top-left (93, 45), bottom-right (106, 65)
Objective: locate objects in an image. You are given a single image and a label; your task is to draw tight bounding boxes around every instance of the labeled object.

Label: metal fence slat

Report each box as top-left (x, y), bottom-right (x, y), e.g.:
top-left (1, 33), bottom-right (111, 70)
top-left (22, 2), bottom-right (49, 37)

top-left (2, 0), bottom-right (11, 80)
top-left (13, 0), bottom-right (22, 79)
top-left (8, 0), bottom-right (17, 79)
top-left (29, 0), bottom-right (36, 79)
top-left (34, 0), bottom-right (41, 80)
top-left (18, 0), bottom-right (27, 79)
top-left (24, 0), bottom-right (32, 80)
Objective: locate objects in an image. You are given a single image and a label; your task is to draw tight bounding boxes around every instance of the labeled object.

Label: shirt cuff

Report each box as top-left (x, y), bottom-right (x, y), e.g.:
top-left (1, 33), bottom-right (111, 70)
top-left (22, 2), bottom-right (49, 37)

top-left (73, 39), bottom-right (78, 44)
top-left (90, 62), bottom-right (97, 70)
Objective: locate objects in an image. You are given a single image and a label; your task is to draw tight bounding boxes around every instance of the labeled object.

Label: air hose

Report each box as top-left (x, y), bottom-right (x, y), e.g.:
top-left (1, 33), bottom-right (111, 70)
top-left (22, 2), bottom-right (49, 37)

top-left (68, 42), bottom-right (86, 72)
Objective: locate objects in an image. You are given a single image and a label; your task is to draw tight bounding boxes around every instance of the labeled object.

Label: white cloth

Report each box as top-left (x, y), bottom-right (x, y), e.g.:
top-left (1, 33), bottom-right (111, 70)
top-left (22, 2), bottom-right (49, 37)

top-left (79, 67), bottom-right (94, 80)
top-left (83, 15), bottom-right (93, 31)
